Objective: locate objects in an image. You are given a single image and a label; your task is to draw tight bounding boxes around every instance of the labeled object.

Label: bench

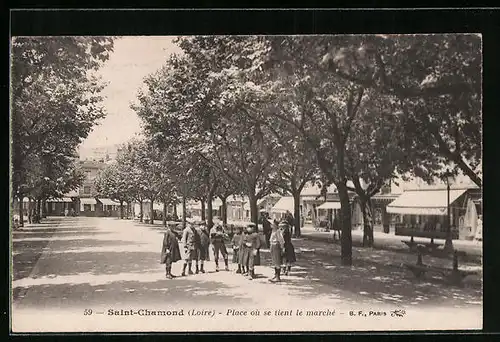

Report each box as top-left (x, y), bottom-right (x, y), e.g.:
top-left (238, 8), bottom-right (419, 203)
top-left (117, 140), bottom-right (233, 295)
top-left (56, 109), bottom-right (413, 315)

top-left (404, 250), bottom-right (477, 286)
top-left (402, 238), bottom-right (442, 254)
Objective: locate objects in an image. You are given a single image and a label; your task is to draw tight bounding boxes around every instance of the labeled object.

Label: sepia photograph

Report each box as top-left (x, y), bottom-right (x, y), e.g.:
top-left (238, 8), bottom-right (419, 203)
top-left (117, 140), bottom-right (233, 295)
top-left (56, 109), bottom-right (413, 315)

top-left (10, 34), bottom-right (482, 332)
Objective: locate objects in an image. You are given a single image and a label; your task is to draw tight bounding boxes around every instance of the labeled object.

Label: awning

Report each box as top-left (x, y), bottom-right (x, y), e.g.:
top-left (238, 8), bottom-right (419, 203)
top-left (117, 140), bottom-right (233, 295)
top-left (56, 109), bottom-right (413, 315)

top-left (80, 198), bottom-right (97, 205)
top-left (99, 198), bottom-right (119, 206)
top-left (386, 189), bottom-right (467, 216)
top-left (271, 197), bottom-right (294, 212)
top-left (186, 199), bottom-right (223, 210)
top-left (301, 196), bottom-right (322, 201)
top-left (47, 198), bottom-right (73, 203)
top-left (317, 201), bottom-right (341, 210)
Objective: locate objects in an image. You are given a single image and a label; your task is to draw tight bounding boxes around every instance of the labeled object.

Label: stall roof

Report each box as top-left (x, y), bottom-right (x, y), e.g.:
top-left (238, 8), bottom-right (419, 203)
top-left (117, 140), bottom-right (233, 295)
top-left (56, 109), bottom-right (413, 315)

top-left (80, 198), bottom-right (97, 205)
top-left (386, 189), bottom-right (467, 216)
top-left (186, 199), bottom-right (223, 210)
top-left (317, 201), bottom-right (341, 210)
top-left (99, 198), bottom-right (119, 206)
top-left (47, 198), bottom-right (73, 203)
top-left (271, 197), bottom-right (294, 213)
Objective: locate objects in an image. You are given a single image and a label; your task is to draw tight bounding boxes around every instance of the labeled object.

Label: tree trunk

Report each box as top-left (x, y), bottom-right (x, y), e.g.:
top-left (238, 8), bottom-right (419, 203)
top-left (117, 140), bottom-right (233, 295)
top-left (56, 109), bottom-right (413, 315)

top-left (207, 192), bottom-right (214, 229)
top-left (139, 199), bottom-right (143, 223)
top-left (249, 192), bottom-right (259, 230)
top-left (34, 199), bottom-right (39, 221)
top-left (118, 201), bottom-right (123, 219)
top-left (359, 196), bottom-right (374, 247)
top-left (163, 201), bottom-right (167, 227)
top-left (18, 195), bottom-right (24, 227)
top-left (201, 199), bottom-right (206, 221)
top-left (42, 199), bottom-right (47, 218)
top-left (293, 191), bottom-right (301, 237)
top-left (150, 199), bottom-right (154, 224)
top-left (37, 198), bottom-right (42, 222)
top-left (182, 195), bottom-right (187, 229)
top-left (338, 183), bottom-right (352, 266)
top-left (28, 197), bottom-right (32, 224)
top-left (221, 196), bottom-right (228, 226)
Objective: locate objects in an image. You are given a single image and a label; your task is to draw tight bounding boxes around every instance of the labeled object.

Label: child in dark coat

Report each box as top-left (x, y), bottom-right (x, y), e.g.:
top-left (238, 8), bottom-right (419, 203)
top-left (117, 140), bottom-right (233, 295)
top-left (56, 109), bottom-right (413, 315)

top-left (241, 223), bottom-right (261, 280)
top-left (280, 221), bottom-right (297, 275)
top-left (160, 226), bottom-right (182, 279)
top-left (269, 223), bottom-right (285, 283)
top-left (196, 223), bottom-right (210, 273)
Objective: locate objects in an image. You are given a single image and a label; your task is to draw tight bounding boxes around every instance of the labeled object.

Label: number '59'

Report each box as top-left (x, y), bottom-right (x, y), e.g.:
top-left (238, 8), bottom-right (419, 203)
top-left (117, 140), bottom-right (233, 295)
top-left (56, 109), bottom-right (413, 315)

top-left (84, 309), bottom-right (92, 316)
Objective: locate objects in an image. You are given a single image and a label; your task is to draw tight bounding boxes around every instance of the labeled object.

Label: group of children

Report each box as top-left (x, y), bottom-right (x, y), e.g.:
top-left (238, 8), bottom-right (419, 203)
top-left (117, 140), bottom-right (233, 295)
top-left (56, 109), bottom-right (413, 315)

top-left (231, 221), bottom-right (296, 282)
top-left (160, 219), bottom-right (296, 283)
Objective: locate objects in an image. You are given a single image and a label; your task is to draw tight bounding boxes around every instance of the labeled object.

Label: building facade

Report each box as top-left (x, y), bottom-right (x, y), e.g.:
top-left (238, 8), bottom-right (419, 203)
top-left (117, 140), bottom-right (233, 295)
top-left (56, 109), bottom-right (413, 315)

top-left (386, 184), bottom-right (481, 240)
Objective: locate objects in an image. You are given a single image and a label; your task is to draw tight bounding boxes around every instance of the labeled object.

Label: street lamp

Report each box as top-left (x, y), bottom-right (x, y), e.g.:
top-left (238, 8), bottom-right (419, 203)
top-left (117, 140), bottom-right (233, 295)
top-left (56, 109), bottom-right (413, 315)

top-left (444, 170), bottom-right (455, 252)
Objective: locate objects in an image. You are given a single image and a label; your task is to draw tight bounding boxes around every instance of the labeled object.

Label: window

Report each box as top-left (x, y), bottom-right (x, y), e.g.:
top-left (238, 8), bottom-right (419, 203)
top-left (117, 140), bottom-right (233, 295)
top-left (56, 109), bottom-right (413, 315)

top-left (85, 171), bottom-right (92, 181)
top-left (83, 186), bottom-right (91, 194)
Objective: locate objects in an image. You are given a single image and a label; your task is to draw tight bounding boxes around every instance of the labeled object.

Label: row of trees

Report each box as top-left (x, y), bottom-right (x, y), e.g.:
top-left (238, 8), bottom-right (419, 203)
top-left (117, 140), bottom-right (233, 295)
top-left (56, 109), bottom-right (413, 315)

top-left (96, 35), bottom-right (481, 266)
top-left (11, 37), bottom-right (114, 226)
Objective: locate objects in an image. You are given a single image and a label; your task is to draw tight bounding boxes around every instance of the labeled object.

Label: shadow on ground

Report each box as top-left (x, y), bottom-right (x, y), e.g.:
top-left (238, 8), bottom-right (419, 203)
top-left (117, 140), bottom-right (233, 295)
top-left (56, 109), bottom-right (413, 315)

top-left (258, 247), bottom-right (482, 308)
top-left (303, 234), bottom-right (482, 264)
top-left (14, 277), bottom-right (252, 309)
top-left (28, 251), bottom-right (161, 278)
top-left (13, 231), bottom-right (113, 240)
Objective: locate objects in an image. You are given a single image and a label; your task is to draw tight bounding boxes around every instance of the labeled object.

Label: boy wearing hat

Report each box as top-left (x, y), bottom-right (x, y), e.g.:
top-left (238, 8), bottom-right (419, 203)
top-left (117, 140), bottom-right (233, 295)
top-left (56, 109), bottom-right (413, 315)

top-left (196, 221), bottom-right (210, 274)
top-left (210, 224), bottom-right (229, 271)
top-left (160, 224), bottom-right (182, 279)
top-left (181, 223), bottom-right (201, 276)
top-left (279, 220), bottom-right (297, 276)
top-left (269, 222), bottom-right (286, 282)
top-left (241, 223), bottom-right (261, 280)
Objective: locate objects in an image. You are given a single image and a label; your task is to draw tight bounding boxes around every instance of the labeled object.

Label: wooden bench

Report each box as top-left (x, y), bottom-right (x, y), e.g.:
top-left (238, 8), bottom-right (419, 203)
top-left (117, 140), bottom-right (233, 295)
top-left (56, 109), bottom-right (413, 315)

top-left (402, 238), bottom-right (442, 254)
top-left (404, 250), bottom-right (477, 286)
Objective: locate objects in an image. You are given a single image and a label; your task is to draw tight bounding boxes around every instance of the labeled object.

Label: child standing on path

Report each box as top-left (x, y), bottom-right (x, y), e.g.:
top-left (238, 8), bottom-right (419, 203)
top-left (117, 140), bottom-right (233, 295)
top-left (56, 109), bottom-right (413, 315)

top-left (231, 226), bottom-right (243, 273)
top-left (210, 224), bottom-right (229, 272)
top-left (160, 224), bottom-right (182, 279)
top-left (241, 223), bottom-right (261, 280)
top-left (269, 222), bottom-right (285, 283)
top-left (280, 221), bottom-right (296, 276)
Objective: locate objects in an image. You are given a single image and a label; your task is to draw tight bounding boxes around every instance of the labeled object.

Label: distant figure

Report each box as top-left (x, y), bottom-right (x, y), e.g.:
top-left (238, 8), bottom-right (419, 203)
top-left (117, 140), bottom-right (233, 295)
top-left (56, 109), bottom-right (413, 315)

top-left (285, 210), bottom-right (294, 235)
top-left (332, 216), bottom-right (341, 240)
top-left (285, 210), bottom-right (294, 226)
top-left (64, 208), bottom-right (69, 217)
top-left (260, 212), bottom-right (272, 248)
top-left (160, 225), bottom-right (182, 279)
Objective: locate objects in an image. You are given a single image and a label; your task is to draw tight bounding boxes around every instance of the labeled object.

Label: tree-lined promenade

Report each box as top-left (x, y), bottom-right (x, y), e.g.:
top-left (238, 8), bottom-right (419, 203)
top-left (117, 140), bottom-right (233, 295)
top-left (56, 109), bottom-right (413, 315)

top-left (11, 35), bottom-right (482, 267)
top-left (96, 35), bottom-right (481, 266)
top-left (11, 37), bottom-right (114, 227)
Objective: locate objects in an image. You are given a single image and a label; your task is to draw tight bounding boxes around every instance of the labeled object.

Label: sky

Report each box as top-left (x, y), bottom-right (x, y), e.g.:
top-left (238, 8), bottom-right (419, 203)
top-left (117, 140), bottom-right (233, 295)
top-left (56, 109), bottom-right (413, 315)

top-left (77, 36), bottom-right (479, 187)
top-left (79, 36), bottom-right (182, 155)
